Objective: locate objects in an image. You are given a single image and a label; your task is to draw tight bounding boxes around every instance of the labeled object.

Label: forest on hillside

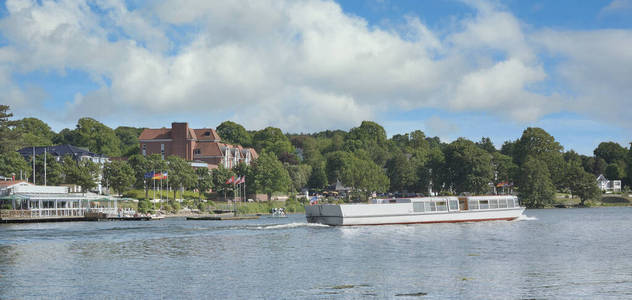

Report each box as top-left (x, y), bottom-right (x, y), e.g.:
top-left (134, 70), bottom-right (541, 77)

top-left (1, 105), bottom-right (631, 208)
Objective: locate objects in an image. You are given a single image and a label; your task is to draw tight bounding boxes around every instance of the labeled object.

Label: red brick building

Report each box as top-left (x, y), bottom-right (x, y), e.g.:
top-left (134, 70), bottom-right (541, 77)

top-left (138, 122), bottom-right (257, 169)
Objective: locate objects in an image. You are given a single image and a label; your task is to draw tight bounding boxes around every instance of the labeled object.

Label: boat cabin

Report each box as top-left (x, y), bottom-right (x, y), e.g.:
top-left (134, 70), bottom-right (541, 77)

top-left (371, 195), bottom-right (519, 213)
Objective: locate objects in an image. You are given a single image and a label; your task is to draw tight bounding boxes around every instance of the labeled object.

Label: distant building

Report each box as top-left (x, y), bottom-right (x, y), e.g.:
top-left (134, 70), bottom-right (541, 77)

top-left (138, 122), bottom-right (258, 169)
top-left (596, 174), bottom-right (621, 193)
top-left (17, 145), bottom-right (109, 164)
top-left (16, 145), bottom-right (109, 193)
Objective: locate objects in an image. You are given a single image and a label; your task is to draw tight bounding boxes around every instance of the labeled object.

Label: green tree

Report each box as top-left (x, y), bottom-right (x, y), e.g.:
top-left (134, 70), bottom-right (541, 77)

top-left (518, 157), bottom-right (555, 208)
top-left (217, 121), bottom-right (252, 146)
top-left (0, 152), bottom-right (31, 181)
top-left (492, 152), bottom-right (517, 187)
top-left (212, 164), bottom-right (236, 198)
top-left (33, 154), bottom-right (63, 185)
top-left (0, 105), bottom-right (20, 154)
top-left (325, 151), bottom-right (355, 184)
top-left (476, 137), bottom-right (496, 153)
top-left (514, 127), bottom-right (565, 189)
top-left (14, 117), bottom-right (55, 147)
top-left (350, 157), bottom-right (389, 199)
top-left (345, 121), bottom-right (389, 166)
top-left (605, 163), bottom-right (624, 180)
top-left (115, 126), bottom-right (144, 157)
top-left (386, 152), bottom-right (417, 192)
top-left (66, 118), bottom-right (122, 157)
top-left (285, 163), bottom-right (312, 192)
top-left (252, 127), bottom-right (294, 158)
top-left (307, 160), bottom-right (327, 189)
top-left (102, 161), bottom-right (135, 196)
top-left (443, 138), bottom-right (494, 194)
top-left (594, 142), bottom-right (627, 165)
top-left (565, 162), bottom-right (601, 206)
top-left (166, 155), bottom-right (197, 200)
top-left (195, 168), bottom-right (214, 202)
top-left (252, 151), bottom-right (291, 201)
top-left (63, 156), bottom-right (99, 192)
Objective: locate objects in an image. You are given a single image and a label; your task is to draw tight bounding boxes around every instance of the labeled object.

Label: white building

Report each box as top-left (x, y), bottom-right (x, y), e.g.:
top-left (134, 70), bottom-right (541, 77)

top-left (596, 174), bottom-right (622, 193)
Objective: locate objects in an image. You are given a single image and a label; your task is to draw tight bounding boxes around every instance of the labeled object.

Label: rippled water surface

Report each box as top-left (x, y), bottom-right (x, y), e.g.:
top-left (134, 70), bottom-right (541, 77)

top-left (1, 207), bottom-right (632, 299)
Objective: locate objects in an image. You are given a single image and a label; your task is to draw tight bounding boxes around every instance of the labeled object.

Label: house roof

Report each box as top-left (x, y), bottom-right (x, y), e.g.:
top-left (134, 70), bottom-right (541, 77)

top-left (0, 180), bottom-right (31, 189)
top-left (193, 129), bottom-right (221, 141)
top-left (17, 145), bottom-right (106, 158)
top-left (138, 128), bottom-right (171, 140)
top-left (196, 142), bottom-right (223, 156)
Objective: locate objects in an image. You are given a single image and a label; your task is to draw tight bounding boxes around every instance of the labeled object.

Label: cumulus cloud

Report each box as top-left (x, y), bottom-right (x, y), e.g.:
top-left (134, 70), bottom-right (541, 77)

top-left (0, 0), bottom-right (630, 132)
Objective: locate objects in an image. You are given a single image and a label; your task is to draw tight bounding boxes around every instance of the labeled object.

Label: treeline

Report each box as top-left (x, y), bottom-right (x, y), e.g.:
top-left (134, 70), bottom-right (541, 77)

top-left (1, 105), bottom-right (631, 208)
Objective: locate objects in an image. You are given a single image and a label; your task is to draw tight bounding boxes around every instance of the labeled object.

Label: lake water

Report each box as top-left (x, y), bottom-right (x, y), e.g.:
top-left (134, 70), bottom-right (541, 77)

top-left (1, 207), bottom-right (631, 299)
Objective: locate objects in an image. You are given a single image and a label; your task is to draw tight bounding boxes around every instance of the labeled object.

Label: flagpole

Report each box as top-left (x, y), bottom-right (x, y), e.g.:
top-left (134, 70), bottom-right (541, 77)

top-left (153, 169), bottom-right (156, 211)
top-left (44, 147), bottom-right (47, 186)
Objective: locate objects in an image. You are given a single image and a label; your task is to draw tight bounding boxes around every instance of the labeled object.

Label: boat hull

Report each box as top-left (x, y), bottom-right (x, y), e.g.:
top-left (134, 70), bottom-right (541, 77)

top-left (305, 203), bottom-right (525, 226)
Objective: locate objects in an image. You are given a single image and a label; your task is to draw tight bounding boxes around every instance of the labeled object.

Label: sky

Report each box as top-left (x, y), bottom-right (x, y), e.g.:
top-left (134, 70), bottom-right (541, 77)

top-left (0, 0), bottom-right (631, 155)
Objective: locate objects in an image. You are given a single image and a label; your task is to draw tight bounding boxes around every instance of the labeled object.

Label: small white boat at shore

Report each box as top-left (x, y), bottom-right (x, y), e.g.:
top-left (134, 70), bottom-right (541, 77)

top-left (305, 195), bottom-right (524, 226)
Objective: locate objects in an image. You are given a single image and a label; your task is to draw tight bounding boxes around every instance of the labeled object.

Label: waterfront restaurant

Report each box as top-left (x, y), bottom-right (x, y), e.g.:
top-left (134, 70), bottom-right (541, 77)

top-left (0, 181), bottom-right (118, 220)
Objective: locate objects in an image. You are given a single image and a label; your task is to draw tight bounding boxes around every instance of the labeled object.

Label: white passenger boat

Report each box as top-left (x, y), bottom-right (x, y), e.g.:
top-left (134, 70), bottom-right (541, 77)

top-left (305, 195), bottom-right (524, 226)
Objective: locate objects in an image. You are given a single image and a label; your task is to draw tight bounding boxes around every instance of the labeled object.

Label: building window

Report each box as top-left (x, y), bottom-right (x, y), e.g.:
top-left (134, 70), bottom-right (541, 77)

top-left (161, 144), bottom-right (165, 160)
top-left (194, 149), bottom-right (200, 155)
top-left (142, 144), bottom-right (146, 156)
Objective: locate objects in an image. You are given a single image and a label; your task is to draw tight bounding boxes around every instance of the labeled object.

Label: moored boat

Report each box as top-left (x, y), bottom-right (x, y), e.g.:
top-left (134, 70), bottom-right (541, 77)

top-left (305, 195), bottom-right (524, 226)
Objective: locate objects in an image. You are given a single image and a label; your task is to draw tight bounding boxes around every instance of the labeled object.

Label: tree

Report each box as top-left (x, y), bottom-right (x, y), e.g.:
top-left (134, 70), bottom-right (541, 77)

top-left (350, 157), bottom-right (389, 199)
top-left (492, 152), bottom-right (517, 189)
top-left (14, 117), bottom-right (56, 148)
top-left (325, 151), bottom-right (355, 184)
top-left (252, 127), bottom-right (294, 158)
top-left (0, 152), bottom-right (31, 181)
top-left (66, 118), bottom-right (122, 157)
top-left (594, 142), bottom-right (627, 165)
top-left (386, 152), bottom-right (417, 192)
top-left (605, 163), bottom-right (624, 180)
top-left (307, 161), bottom-right (327, 189)
top-left (443, 138), bottom-right (494, 194)
top-left (115, 126), bottom-right (144, 157)
top-left (514, 127), bottom-right (565, 189)
top-left (285, 163), bottom-right (312, 192)
top-left (166, 155), bottom-right (197, 200)
top-left (252, 151), bottom-right (291, 201)
top-left (345, 121), bottom-right (389, 166)
top-left (195, 168), bottom-right (213, 202)
top-left (63, 156), bottom-right (99, 192)
top-left (212, 164), bottom-right (236, 199)
top-left (217, 121), bottom-right (252, 146)
top-left (518, 157), bottom-right (555, 208)
top-left (476, 137), bottom-right (496, 153)
top-left (33, 154), bottom-right (63, 185)
top-left (102, 161), bottom-right (134, 196)
top-left (0, 105), bottom-right (20, 154)
top-left (565, 162), bottom-right (601, 206)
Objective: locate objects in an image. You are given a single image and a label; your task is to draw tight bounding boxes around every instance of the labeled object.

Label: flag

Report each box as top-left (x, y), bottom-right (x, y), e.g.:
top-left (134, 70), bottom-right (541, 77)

top-left (235, 176), bottom-right (241, 184)
top-left (309, 196), bottom-right (319, 205)
top-left (225, 176), bottom-right (235, 184)
top-left (238, 176), bottom-right (246, 184)
top-left (144, 172), bottom-right (155, 179)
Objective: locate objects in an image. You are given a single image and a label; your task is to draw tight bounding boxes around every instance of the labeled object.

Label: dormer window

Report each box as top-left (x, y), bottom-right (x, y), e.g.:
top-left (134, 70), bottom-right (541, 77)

top-left (204, 131), bottom-right (211, 136)
top-left (194, 149), bottom-right (201, 155)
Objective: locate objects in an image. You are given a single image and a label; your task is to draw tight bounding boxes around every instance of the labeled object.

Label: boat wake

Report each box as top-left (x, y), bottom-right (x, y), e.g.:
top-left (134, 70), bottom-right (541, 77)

top-left (255, 222), bottom-right (330, 230)
top-left (516, 214), bottom-right (538, 221)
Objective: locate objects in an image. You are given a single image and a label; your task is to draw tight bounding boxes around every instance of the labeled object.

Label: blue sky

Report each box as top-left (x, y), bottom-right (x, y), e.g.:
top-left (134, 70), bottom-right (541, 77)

top-left (1, 0), bottom-right (631, 154)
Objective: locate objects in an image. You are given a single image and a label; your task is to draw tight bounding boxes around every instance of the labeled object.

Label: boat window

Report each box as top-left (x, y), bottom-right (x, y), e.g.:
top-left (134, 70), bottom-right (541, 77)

top-left (389, 199), bottom-right (397, 203)
top-left (468, 200), bottom-right (479, 210)
top-left (489, 199), bottom-right (498, 209)
top-left (413, 202), bottom-right (425, 212)
top-left (428, 202), bottom-right (436, 212)
top-left (498, 198), bottom-right (507, 208)
top-left (448, 200), bottom-right (459, 211)
top-left (436, 201), bottom-right (447, 211)
top-left (479, 200), bottom-right (489, 209)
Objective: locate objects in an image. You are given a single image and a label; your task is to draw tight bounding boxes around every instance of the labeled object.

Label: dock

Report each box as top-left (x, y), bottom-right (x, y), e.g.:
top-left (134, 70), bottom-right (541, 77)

top-left (186, 215), bottom-right (260, 221)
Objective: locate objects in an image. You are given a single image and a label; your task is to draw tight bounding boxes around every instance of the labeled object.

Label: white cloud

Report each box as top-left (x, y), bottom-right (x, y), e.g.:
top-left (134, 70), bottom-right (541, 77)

top-left (0, 0), bottom-right (630, 133)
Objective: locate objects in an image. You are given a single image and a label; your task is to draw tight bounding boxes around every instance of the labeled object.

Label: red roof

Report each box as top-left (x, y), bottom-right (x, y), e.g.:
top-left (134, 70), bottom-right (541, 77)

top-left (193, 129), bottom-right (221, 141)
top-left (0, 180), bottom-right (31, 188)
top-left (196, 142), bottom-right (224, 156)
top-left (139, 128), bottom-right (171, 140)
